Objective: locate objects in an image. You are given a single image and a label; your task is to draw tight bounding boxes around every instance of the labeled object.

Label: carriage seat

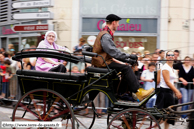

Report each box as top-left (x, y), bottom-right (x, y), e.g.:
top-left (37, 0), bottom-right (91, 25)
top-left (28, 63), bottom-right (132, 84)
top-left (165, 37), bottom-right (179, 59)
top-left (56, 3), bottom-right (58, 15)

top-left (85, 66), bottom-right (111, 73)
top-left (16, 70), bottom-right (86, 81)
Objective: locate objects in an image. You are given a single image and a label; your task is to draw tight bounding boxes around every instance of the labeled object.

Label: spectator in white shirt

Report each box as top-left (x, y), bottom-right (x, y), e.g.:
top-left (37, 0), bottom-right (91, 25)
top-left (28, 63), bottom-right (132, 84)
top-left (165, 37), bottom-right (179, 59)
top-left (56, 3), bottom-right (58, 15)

top-left (155, 51), bottom-right (182, 128)
top-left (141, 62), bottom-right (156, 107)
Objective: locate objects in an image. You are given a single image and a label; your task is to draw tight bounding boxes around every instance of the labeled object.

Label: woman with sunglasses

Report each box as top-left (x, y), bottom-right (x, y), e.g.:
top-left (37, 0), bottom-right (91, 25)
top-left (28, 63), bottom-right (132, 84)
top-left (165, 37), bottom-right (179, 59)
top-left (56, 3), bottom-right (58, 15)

top-left (155, 51), bottom-right (182, 129)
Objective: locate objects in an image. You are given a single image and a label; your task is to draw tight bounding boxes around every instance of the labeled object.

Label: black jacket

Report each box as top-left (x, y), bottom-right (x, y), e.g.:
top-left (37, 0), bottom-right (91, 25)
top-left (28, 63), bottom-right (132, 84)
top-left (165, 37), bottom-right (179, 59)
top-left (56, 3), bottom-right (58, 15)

top-left (179, 64), bottom-right (194, 89)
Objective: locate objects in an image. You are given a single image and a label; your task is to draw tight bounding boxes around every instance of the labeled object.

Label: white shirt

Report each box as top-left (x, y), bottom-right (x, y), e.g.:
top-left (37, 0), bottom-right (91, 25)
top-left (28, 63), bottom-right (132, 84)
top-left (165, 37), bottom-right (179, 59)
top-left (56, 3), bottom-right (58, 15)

top-left (30, 57), bottom-right (36, 64)
top-left (182, 64), bottom-right (192, 73)
top-left (160, 63), bottom-right (177, 89)
top-left (138, 61), bottom-right (144, 69)
top-left (141, 70), bottom-right (154, 80)
top-left (141, 70), bottom-right (155, 90)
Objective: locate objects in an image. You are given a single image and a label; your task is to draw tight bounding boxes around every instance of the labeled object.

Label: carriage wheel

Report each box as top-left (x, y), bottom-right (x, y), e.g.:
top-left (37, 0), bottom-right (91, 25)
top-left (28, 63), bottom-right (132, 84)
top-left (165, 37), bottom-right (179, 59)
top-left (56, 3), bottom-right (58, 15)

top-left (74, 101), bottom-right (96, 129)
top-left (12, 89), bottom-right (75, 129)
top-left (107, 112), bottom-right (118, 126)
top-left (107, 107), bottom-right (125, 125)
top-left (108, 108), bottom-right (161, 129)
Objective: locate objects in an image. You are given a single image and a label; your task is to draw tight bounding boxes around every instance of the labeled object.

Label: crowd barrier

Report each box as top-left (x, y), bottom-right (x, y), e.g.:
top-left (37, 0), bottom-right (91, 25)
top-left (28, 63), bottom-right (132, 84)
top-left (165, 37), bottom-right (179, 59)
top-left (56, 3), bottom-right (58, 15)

top-left (175, 82), bottom-right (194, 104)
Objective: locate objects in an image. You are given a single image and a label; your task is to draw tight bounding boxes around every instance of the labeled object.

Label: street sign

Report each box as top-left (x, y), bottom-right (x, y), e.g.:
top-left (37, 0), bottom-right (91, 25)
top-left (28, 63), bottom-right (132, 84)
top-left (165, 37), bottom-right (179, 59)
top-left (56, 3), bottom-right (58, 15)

top-left (12, 12), bottom-right (54, 20)
top-left (12, 24), bottom-right (53, 32)
top-left (12, 0), bottom-right (54, 9)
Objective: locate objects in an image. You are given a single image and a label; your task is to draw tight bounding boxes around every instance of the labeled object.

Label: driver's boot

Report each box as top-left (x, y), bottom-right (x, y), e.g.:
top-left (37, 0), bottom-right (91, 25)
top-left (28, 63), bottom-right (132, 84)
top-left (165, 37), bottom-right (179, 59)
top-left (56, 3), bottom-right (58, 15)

top-left (134, 88), bottom-right (155, 101)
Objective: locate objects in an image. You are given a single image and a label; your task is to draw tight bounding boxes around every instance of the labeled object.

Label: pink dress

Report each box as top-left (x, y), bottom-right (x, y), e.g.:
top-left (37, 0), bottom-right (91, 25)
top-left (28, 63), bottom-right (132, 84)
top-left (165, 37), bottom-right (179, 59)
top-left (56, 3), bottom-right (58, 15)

top-left (35, 40), bottom-right (68, 71)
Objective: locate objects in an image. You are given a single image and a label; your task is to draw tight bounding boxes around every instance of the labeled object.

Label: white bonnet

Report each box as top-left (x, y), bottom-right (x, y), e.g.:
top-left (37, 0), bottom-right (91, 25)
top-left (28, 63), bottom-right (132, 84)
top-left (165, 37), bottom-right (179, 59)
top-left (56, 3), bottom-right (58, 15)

top-left (45, 31), bottom-right (57, 41)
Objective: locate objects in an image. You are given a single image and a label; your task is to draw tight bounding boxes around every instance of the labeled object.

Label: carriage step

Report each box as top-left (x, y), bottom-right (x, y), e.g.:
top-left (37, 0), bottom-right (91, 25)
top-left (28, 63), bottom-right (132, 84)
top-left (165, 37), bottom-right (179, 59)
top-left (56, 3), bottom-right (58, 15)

top-left (114, 101), bottom-right (140, 107)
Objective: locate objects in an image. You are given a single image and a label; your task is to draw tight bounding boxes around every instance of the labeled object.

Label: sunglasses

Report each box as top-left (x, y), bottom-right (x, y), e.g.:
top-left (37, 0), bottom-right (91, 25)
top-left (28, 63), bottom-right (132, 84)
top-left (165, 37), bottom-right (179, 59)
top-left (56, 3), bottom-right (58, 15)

top-left (167, 54), bottom-right (174, 57)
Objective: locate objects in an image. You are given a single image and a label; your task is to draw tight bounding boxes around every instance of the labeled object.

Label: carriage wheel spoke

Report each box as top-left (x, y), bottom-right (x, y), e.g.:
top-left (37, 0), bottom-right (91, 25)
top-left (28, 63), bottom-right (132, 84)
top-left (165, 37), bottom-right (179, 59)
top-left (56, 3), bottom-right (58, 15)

top-left (75, 116), bottom-right (88, 128)
top-left (111, 123), bottom-right (123, 129)
top-left (19, 102), bottom-right (39, 119)
top-left (122, 115), bottom-right (131, 129)
top-left (146, 121), bottom-right (158, 129)
top-left (29, 94), bottom-right (42, 120)
top-left (138, 115), bottom-right (147, 129)
top-left (64, 119), bottom-right (69, 129)
top-left (42, 91), bottom-right (47, 118)
top-left (65, 119), bottom-right (69, 129)
top-left (45, 109), bottom-right (70, 121)
top-left (132, 112), bottom-right (137, 129)
top-left (43, 97), bottom-right (60, 120)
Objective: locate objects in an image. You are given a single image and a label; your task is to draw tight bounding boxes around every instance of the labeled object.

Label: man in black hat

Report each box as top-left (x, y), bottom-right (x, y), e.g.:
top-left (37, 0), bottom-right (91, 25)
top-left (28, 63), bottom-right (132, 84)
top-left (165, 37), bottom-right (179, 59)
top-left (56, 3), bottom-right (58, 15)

top-left (92, 14), bottom-right (154, 101)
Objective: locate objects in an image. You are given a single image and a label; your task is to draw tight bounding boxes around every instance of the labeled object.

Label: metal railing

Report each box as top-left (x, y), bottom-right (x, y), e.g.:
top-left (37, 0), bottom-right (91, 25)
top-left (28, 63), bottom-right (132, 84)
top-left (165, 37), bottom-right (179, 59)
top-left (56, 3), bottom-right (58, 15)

top-left (175, 82), bottom-right (194, 104)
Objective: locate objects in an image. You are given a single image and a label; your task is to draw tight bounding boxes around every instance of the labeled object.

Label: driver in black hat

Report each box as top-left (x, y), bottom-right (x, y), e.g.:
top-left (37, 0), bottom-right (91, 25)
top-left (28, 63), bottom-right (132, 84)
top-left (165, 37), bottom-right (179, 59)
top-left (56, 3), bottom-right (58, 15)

top-left (92, 14), bottom-right (154, 101)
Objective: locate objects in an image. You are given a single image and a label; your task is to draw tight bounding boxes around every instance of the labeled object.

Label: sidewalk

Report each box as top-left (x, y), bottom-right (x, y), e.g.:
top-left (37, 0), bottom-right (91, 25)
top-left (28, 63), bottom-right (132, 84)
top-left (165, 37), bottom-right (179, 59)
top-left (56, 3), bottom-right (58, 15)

top-left (0, 111), bottom-right (10, 121)
top-left (0, 106), bottom-right (189, 129)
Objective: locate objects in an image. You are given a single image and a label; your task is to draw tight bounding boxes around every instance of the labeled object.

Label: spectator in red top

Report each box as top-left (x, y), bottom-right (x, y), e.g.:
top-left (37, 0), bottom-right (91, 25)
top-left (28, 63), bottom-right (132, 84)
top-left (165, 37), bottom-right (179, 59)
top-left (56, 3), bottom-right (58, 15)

top-left (0, 60), bottom-right (13, 98)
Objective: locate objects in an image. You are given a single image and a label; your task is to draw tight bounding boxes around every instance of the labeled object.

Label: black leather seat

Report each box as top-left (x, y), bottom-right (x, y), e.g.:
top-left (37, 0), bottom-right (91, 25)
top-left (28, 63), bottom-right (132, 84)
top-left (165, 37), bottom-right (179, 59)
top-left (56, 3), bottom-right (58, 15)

top-left (16, 70), bottom-right (86, 81)
top-left (85, 67), bottom-right (111, 73)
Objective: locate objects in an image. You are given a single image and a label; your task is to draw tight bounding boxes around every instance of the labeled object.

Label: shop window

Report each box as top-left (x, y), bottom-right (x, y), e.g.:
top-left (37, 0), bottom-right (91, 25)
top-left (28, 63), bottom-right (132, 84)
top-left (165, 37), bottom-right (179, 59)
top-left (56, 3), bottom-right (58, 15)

top-left (114, 36), bottom-right (156, 54)
top-left (1, 38), bottom-right (6, 50)
top-left (82, 35), bottom-right (156, 54)
top-left (9, 38), bottom-right (19, 52)
top-left (21, 37), bottom-right (38, 50)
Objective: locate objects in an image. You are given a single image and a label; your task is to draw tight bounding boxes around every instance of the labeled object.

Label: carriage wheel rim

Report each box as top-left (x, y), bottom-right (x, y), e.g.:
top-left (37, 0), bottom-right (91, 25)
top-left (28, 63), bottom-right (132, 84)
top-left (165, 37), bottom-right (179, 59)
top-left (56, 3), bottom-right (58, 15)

top-left (12, 88), bottom-right (75, 129)
top-left (107, 108), bottom-right (161, 129)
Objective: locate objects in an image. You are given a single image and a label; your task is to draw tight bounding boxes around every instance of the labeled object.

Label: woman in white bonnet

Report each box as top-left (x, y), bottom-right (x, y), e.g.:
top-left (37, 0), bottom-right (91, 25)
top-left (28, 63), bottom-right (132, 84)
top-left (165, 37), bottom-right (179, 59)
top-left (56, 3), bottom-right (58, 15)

top-left (35, 30), bottom-right (69, 72)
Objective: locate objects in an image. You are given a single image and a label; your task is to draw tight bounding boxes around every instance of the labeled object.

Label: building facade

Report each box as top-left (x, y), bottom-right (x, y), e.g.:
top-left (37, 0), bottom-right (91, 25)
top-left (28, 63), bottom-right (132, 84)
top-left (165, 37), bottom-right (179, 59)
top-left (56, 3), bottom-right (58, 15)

top-left (1, 0), bottom-right (193, 59)
top-left (0, 0), bottom-right (49, 52)
top-left (160, 0), bottom-right (194, 59)
top-left (79, 0), bottom-right (161, 54)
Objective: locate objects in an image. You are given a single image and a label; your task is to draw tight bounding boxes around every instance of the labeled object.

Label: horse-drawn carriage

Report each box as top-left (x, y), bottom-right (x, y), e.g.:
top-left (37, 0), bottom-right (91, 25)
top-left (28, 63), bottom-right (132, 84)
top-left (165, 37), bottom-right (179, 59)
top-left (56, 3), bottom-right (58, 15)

top-left (11, 48), bottom-right (194, 129)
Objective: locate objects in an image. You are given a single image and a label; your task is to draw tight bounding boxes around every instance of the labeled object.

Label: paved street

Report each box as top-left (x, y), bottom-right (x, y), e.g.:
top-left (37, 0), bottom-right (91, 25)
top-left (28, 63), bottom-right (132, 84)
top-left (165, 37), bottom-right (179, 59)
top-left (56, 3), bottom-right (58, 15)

top-left (0, 105), bottom-right (189, 129)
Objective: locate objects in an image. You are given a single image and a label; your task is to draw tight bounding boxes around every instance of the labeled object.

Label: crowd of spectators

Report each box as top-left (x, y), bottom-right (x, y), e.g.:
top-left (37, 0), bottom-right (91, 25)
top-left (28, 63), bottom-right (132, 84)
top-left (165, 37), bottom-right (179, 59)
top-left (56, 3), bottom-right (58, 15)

top-left (0, 34), bottom-right (193, 120)
top-left (0, 48), bottom-right (17, 99)
top-left (137, 49), bottom-right (194, 121)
